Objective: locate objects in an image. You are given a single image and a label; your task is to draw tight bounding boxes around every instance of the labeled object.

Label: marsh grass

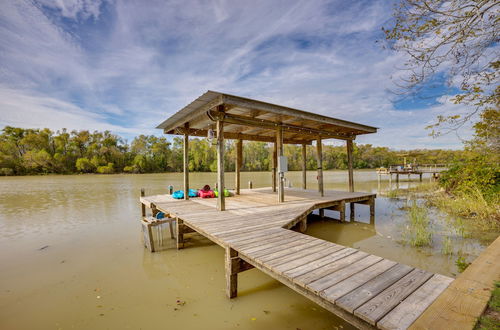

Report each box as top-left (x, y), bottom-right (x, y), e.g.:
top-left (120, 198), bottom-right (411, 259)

top-left (441, 236), bottom-right (453, 255)
top-left (386, 189), bottom-right (403, 198)
top-left (429, 187), bottom-right (500, 232)
top-left (403, 200), bottom-right (433, 247)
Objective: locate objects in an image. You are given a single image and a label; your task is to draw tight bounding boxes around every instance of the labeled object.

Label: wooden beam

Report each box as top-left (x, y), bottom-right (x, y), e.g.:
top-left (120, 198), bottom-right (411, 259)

top-left (222, 94), bottom-right (377, 133)
top-left (277, 125), bottom-right (284, 203)
top-left (317, 137), bottom-right (324, 197)
top-left (347, 140), bottom-right (354, 192)
top-left (302, 144), bottom-right (307, 190)
top-left (216, 108), bottom-right (225, 211)
top-left (183, 124), bottom-right (189, 200)
top-left (171, 127), bottom-right (313, 145)
top-left (235, 139), bottom-right (242, 195)
top-left (272, 142), bottom-right (277, 192)
top-left (208, 110), bottom-right (354, 141)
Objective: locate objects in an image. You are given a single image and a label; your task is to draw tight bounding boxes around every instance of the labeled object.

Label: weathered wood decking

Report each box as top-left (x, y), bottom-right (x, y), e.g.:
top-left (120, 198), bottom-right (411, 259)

top-left (141, 188), bottom-right (453, 329)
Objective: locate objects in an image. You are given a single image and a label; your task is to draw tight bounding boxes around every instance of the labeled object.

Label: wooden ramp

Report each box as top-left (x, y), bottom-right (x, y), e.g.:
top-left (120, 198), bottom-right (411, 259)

top-left (141, 188), bottom-right (453, 329)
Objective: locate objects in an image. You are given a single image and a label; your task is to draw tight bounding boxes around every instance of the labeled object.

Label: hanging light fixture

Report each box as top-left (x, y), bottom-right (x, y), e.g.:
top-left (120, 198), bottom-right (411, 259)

top-left (207, 127), bottom-right (216, 145)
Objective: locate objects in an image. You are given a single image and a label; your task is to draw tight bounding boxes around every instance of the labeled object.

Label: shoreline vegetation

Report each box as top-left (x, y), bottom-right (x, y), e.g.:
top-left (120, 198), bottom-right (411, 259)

top-left (0, 126), bottom-right (466, 176)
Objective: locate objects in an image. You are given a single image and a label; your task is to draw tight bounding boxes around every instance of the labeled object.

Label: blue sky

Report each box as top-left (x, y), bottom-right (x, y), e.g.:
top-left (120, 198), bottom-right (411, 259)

top-left (0, 0), bottom-right (475, 149)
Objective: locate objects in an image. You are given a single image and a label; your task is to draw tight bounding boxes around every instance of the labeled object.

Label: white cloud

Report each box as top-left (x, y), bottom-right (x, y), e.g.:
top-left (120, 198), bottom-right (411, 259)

top-left (0, 87), bottom-right (142, 135)
top-left (0, 0), bottom-right (475, 149)
top-left (36, 0), bottom-right (107, 20)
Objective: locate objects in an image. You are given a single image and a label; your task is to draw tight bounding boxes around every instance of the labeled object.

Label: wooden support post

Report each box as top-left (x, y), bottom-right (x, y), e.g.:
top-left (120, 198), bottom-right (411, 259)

top-left (216, 110), bottom-right (225, 211)
top-left (339, 200), bottom-right (346, 222)
top-left (277, 125), bottom-right (284, 203)
top-left (396, 173), bottom-right (399, 183)
top-left (346, 139), bottom-right (354, 193)
top-left (176, 218), bottom-right (184, 250)
top-left (302, 143), bottom-right (307, 190)
top-left (248, 181), bottom-right (252, 189)
top-left (142, 220), bottom-right (155, 252)
top-left (419, 173), bottom-right (423, 182)
top-left (272, 142), bottom-right (277, 192)
top-left (299, 217), bottom-right (307, 232)
top-left (235, 139), bottom-right (242, 195)
top-left (140, 188), bottom-right (146, 217)
top-left (369, 197), bottom-right (375, 224)
top-left (225, 247), bottom-right (238, 298)
top-left (183, 124), bottom-right (189, 200)
top-left (316, 137), bottom-right (324, 197)
top-left (319, 209), bottom-right (325, 218)
top-left (346, 140), bottom-right (355, 221)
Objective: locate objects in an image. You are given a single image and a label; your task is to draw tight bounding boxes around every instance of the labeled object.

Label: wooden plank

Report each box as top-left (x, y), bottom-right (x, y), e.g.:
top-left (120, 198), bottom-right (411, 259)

top-left (321, 259), bottom-right (398, 302)
top-left (238, 254), bottom-right (374, 330)
top-left (410, 235), bottom-right (500, 330)
top-left (306, 255), bottom-right (382, 293)
top-left (238, 234), bottom-right (306, 255)
top-left (265, 241), bottom-right (336, 268)
top-left (284, 248), bottom-right (362, 280)
top-left (272, 244), bottom-right (346, 274)
top-left (224, 228), bottom-right (283, 245)
top-left (230, 230), bottom-right (291, 248)
top-left (293, 250), bottom-right (367, 287)
top-left (354, 268), bottom-right (433, 325)
top-left (252, 240), bottom-right (327, 265)
top-left (246, 237), bottom-right (312, 259)
top-left (336, 264), bottom-right (414, 313)
top-left (233, 231), bottom-right (296, 250)
top-left (378, 274), bottom-right (453, 330)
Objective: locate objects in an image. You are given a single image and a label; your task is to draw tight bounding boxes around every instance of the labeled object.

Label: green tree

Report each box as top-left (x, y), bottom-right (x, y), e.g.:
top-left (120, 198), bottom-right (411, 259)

top-left (75, 157), bottom-right (95, 173)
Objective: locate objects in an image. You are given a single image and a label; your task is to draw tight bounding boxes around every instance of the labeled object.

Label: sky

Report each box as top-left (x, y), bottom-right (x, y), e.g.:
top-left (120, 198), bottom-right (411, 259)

top-left (0, 0), bottom-right (476, 149)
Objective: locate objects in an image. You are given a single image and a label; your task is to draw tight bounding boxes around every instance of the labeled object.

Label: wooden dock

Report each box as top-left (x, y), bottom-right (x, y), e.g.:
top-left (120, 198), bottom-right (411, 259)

top-left (141, 188), bottom-right (453, 329)
top-left (377, 164), bottom-right (449, 182)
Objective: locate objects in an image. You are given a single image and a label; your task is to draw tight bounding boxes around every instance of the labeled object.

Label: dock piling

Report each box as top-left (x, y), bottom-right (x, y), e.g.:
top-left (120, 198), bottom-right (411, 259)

top-left (225, 247), bottom-right (238, 298)
top-left (176, 218), bottom-right (184, 250)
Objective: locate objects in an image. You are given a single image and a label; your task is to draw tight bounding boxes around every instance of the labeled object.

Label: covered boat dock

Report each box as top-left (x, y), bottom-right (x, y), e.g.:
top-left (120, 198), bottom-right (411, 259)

top-left (143, 92), bottom-right (455, 329)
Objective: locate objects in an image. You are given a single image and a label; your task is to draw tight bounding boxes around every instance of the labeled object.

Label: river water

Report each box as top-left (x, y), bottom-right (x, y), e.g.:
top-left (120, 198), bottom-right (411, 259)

top-left (0, 171), bottom-right (493, 329)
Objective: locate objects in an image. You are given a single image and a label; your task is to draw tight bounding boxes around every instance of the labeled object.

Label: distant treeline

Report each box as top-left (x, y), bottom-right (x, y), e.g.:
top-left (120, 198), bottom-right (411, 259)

top-left (0, 126), bottom-right (466, 175)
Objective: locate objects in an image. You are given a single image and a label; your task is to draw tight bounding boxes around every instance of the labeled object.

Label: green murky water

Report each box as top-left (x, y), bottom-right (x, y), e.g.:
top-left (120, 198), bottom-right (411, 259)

top-left (0, 171), bottom-right (492, 329)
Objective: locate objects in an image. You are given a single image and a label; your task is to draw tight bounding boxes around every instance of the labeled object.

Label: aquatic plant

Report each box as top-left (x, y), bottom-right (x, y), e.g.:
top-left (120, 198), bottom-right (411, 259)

top-left (403, 200), bottom-right (433, 247)
top-left (441, 236), bottom-right (453, 255)
top-left (386, 189), bottom-right (402, 199)
top-left (455, 255), bottom-right (471, 273)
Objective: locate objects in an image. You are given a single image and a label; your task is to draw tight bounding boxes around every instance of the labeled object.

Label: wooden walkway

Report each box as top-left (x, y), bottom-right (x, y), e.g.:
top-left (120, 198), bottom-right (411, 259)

top-left (141, 188), bottom-right (454, 329)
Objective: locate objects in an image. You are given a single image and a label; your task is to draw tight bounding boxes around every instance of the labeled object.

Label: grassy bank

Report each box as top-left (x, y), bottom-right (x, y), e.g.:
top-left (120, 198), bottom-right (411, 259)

top-left (475, 281), bottom-right (500, 330)
top-left (397, 183), bottom-right (500, 232)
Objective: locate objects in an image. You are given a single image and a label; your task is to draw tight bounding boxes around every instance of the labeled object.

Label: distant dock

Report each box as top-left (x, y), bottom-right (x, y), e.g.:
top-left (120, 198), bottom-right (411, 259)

top-left (377, 164), bottom-right (448, 182)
